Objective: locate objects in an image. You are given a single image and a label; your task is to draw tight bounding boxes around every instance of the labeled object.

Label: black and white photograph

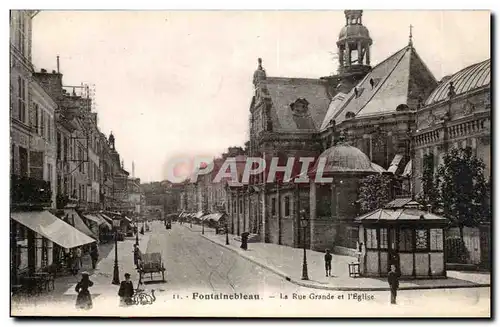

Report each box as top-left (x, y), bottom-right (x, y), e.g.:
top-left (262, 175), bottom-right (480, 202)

top-left (9, 9), bottom-right (491, 317)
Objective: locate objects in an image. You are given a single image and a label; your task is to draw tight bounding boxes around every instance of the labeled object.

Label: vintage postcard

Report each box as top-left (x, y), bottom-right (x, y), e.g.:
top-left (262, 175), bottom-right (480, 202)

top-left (9, 10), bottom-right (491, 317)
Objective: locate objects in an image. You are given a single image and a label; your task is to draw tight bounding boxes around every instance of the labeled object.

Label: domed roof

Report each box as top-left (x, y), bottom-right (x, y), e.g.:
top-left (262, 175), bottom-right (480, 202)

top-left (338, 24), bottom-right (372, 43)
top-left (310, 144), bottom-right (382, 174)
top-left (425, 59), bottom-right (490, 105)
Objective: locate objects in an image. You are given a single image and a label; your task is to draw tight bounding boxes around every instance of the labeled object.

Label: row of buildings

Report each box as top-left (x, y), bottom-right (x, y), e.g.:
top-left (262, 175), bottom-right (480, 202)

top-left (10, 10), bottom-right (145, 283)
top-left (180, 10), bottom-right (491, 267)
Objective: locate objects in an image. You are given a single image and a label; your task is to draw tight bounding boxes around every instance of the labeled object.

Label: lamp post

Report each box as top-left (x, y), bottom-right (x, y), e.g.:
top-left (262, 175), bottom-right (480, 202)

top-left (111, 219), bottom-right (121, 285)
top-left (202, 217), bottom-right (205, 235)
top-left (300, 209), bottom-right (309, 281)
top-left (225, 222), bottom-right (229, 245)
top-left (135, 217), bottom-right (139, 246)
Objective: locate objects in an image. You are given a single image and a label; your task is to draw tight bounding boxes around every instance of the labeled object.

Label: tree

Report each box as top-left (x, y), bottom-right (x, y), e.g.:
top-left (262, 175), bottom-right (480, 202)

top-left (436, 147), bottom-right (488, 241)
top-left (357, 174), bottom-right (393, 214)
top-left (416, 153), bottom-right (440, 211)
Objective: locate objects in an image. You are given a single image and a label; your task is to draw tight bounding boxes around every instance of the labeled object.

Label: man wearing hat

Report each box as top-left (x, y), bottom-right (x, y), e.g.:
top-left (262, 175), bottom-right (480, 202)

top-left (118, 273), bottom-right (135, 306)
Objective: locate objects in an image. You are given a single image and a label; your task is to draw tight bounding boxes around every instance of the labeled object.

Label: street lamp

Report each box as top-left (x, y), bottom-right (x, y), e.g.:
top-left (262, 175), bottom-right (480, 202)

top-left (300, 209), bottom-right (309, 281)
top-left (202, 217), bottom-right (205, 235)
top-left (135, 217), bottom-right (139, 246)
top-left (225, 222), bottom-right (229, 245)
top-left (111, 219), bottom-right (121, 285)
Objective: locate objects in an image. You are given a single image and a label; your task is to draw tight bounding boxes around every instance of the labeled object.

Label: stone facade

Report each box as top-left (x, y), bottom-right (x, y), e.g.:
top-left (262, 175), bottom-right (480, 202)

top-left (414, 60), bottom-right (491, 194)
top-left (182, 10), bottom-right (490, 255)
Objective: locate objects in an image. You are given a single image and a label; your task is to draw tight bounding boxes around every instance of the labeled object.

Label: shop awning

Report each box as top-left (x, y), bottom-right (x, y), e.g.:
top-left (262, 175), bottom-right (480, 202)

top-left (200, 214), bottom-right (211, 221)
top-left (64, 209), bottom-right (98, 239)
top-left (86, 214), bottom-right (112, 229)
top-left (11, 211), bottom-right (96, 249)
top-left (202, 213), bottom-right (225, 222)
top-left (83, 214), bottom-right (101, 224)
top-left (194, 211), bottom-right (205, 219)
top-left (388, 154), bottom-right (404, 174)
top-left (98, 213), bottom-right (113, 224)
top-left (123, 216), bottom-right (132, 223)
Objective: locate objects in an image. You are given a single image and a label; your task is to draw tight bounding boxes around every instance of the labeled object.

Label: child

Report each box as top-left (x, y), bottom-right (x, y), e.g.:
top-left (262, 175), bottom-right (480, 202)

top-left (324, 249), bottom-right (332, 277)
top-left (118, 273), bottom-right (135, 306)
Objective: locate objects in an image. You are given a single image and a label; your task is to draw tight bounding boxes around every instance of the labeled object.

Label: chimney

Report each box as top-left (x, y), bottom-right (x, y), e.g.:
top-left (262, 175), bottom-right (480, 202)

top-left (41, 68), bottom-right (47, 73)
top-left (57, 55), bottom-right (60, 73)
top-left (52, 70), bottom-right (56, 74)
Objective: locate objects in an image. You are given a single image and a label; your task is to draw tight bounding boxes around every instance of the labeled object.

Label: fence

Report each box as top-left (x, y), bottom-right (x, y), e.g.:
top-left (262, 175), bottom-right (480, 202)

top-left (445, 227), bottom-right (481, 265)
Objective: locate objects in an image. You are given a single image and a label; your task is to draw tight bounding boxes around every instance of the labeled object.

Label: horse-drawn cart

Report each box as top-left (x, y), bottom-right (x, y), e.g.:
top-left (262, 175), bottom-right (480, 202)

top-left (138, 252), bottom-right (166, 283)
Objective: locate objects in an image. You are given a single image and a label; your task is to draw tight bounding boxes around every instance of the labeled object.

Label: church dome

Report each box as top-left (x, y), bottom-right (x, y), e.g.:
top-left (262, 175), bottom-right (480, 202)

top-left (338, 24), bottom-right (372, 43)
top-left (311, 144), bottom-right (380, 174)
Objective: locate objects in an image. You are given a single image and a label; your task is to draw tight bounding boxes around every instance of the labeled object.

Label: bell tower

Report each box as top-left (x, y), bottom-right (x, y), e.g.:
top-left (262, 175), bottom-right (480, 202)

top-left (335, 10), bottom-right (372, 93)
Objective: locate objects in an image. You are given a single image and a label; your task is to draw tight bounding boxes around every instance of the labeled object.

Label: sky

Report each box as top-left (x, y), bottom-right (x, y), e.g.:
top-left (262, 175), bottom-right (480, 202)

top-left (31, 10), bottom-right (490, 183)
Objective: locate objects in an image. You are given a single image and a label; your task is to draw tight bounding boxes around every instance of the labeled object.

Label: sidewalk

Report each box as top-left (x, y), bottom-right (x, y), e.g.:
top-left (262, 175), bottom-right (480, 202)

top-left (186, 224), bottom-right (491, 291)
top-left (15, 232), bottom-right (152, 305)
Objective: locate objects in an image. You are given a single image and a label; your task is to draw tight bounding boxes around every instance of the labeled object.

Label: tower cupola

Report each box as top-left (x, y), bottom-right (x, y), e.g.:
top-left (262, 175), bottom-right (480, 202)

top-left (336, 10), bottom-right (372, 74)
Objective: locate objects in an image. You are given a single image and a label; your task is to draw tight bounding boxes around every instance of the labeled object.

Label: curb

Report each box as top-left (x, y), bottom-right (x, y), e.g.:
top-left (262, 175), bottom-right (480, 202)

top-left (198, 233), bottom-right (491, 292)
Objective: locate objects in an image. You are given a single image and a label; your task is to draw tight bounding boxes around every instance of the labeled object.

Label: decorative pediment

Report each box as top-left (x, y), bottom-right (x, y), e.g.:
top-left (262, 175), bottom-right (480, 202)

top-left (426, 112), bottom-right (436, 126)
top-left (462, 100), bottom-right (475, 116)
top-left (290, 98), bottom-right (310, 117)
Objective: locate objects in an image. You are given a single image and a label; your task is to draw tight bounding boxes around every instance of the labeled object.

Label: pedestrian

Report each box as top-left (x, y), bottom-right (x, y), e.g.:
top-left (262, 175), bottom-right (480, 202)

top-left (76, 246), bottom-right (83, 267)
top-left (133, 244), bottom-right (142, 269)
top-left (388, 264), bottom-right (400, 304)
top-left (118, 273), bottom-right (135, 306)
top-left (324, 249), bottom-right (333, 277)
top-left (90, 243), bottom-right (99, 270)
top-left (71, 250), bottom-right (81, 275)
top-left (75, 272), bottom-right (93, 310)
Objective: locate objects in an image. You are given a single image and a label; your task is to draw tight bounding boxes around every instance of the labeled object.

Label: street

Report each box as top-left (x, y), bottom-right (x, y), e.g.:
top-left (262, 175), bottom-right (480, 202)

top-left (11, 221), bottom-right (490, 317)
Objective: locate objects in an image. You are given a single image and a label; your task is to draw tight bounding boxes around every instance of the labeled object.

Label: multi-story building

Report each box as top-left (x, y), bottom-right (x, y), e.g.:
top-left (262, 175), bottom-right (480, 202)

top-left (10, 11), bottom-right (96, 286)
top-left (10, 10), bottom-right (37, 181)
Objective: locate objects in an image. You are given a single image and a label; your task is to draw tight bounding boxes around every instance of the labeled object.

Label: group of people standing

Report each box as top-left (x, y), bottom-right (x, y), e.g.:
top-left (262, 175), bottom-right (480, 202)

top-left (65, 243), bottom-right (100, 276)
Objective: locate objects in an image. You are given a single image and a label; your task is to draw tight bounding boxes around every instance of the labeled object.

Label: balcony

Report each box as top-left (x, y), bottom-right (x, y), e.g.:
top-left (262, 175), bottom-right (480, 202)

top-left (10, 175), bottom-right (52, 208)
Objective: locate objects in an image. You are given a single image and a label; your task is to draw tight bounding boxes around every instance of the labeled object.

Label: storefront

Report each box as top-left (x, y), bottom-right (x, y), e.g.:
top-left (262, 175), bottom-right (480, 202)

top-left (10, 210), bottom-right (96, 284)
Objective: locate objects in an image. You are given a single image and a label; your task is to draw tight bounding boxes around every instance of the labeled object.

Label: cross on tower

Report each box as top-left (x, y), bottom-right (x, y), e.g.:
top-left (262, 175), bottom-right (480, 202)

top-left (409, 24), bottom-right (413, 46)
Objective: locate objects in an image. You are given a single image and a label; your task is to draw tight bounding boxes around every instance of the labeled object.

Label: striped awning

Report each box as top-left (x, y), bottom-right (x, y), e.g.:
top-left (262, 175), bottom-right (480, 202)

top-left (11, 211), bottom-right (96, 249)
top-left (64, 209), bottom-right (98, 239)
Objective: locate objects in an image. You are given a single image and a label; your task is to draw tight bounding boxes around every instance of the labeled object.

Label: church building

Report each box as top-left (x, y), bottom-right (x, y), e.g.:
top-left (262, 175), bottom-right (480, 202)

top-left (223, 10), bottom-right (490, 254)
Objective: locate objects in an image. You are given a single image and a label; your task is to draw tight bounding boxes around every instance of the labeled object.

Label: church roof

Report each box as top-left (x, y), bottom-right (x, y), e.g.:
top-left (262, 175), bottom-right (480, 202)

top-left (320, 45), bottom-right (437, 130)
top-left (265, 77), bottom-right (331, 132)
top-left (424, 58), bottom-right (490, 106)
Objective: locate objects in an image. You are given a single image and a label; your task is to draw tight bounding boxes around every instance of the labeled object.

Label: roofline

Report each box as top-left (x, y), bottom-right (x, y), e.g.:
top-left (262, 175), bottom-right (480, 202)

top-left (321, 44), bottom-right (412, 130)
top-left (425, 58), bottom-right (491, 105)
top-left (265, 76), bottom-right (328, 85)
top-left (409, 46), bottom-right (438, 84)
top-left (443, 58), bottom-right (490, 81)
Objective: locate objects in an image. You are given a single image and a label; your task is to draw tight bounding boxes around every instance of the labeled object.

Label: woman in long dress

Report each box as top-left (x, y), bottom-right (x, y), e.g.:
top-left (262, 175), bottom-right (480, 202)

top-left (75, 272), bottom-right (93, 310)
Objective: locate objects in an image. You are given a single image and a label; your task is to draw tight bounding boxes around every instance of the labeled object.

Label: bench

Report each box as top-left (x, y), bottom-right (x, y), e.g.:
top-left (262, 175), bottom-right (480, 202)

top-left (138, 253), bottom-right (166, 283)
top-left (348, 262), bottom-right (360, 278)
